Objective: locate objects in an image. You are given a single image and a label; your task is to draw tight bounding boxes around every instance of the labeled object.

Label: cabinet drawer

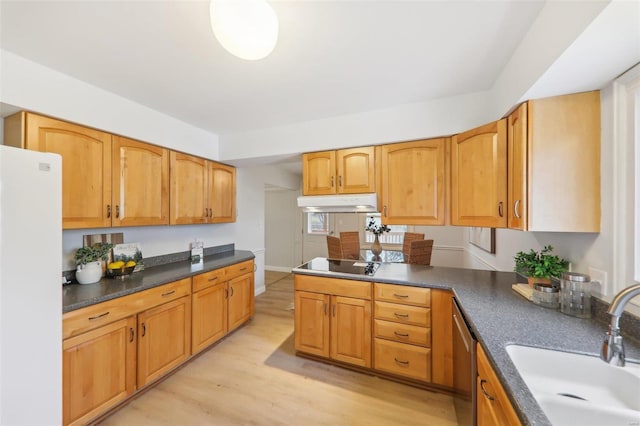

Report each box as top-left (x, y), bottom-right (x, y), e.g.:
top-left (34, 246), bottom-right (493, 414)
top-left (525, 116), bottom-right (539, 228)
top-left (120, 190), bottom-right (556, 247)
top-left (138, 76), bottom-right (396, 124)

top-left (63, 278), bottom-right (191, 340)
top-left (295, 275), bottom-right (371, 300)
top-left (374, 301), bottom-right (430, 327)
top-left (226, 260), bottom-right (254, 280)
top-left (374, 319), bottom-right (430, 347)
top-left (374, 283), bottom-right (431, 307)
top-left (374, 338), bottom-right (431, 382)
top-left (193, 268), bottom-right (226, 292)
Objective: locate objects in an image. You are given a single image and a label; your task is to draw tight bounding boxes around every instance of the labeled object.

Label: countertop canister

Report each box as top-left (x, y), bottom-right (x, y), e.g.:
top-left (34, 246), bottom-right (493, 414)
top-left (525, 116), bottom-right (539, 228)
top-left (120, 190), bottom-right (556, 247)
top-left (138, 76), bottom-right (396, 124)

top-left (560, 272), bottom-right (591, 318)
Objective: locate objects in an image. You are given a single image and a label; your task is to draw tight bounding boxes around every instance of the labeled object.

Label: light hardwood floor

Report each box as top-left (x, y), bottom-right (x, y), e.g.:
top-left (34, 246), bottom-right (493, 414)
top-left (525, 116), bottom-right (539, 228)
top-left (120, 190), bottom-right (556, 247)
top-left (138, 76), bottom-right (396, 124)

top-left (98, 273), bottom-right (457, 425)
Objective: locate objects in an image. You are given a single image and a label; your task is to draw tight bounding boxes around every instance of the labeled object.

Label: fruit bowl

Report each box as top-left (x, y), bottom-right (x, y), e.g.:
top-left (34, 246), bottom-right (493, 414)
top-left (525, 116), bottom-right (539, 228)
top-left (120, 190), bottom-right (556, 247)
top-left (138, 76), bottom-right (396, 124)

top-left (107, 265), bottom-right (135, 278)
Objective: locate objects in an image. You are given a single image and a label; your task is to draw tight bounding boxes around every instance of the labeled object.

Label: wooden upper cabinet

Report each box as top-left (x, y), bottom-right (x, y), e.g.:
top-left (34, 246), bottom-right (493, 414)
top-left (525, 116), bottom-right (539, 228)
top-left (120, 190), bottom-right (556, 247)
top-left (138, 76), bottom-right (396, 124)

top-left (302, 147), bottom-right (375, 195)
top-left (380, 139), bottom-right (446, 225)
top-left (8, 112), bottom-right (113, 229)
top-left (208, 161), bottom-right (236, 223)
top-left (451, 120), bottom-right (507, 228)
top-left (112, 136), bottom-right (169, 227)
top-left (336, 146), bottom-right (376, 194)
top-left (509, 91), bottom-right (601, 232)
top-left (303, 151), bottom-right (336, 195)
top-left (508, 103), bottom-right (527, 230)
top-left (170, 152), bottom-right (208, 224)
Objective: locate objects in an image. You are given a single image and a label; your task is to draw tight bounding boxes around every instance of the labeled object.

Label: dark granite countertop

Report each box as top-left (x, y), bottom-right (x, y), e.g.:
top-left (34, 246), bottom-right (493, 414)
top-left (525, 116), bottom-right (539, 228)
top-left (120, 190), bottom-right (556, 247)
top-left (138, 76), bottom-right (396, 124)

top-left (292, 260), bottom-right (640, 426)
top-left (63, 250), bottom-right (255, 313)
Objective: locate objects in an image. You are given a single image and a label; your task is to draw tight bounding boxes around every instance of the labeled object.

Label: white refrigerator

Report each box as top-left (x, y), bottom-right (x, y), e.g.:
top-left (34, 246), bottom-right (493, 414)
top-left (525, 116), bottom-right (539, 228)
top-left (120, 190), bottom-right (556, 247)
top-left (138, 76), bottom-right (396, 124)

top-left (0, 145), bottom-right (62, 425)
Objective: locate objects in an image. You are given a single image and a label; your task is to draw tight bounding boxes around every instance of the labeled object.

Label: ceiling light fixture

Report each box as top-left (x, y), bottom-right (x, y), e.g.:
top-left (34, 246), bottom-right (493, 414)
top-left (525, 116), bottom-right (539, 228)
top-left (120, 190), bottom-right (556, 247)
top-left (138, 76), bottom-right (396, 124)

top-left (209, 0), bottom-right (279, 61)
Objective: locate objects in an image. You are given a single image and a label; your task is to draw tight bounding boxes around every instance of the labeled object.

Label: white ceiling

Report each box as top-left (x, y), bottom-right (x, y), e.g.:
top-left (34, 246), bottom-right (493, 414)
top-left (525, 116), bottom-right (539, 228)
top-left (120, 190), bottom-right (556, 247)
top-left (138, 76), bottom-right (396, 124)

top-left (0, 0), bottom-right (547, 135)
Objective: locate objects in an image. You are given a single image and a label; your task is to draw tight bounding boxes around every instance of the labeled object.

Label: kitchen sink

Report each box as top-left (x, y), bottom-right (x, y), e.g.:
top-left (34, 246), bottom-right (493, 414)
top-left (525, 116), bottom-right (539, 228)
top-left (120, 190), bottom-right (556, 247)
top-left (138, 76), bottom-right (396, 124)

top-left (506, 344), bottom-right (640, 426)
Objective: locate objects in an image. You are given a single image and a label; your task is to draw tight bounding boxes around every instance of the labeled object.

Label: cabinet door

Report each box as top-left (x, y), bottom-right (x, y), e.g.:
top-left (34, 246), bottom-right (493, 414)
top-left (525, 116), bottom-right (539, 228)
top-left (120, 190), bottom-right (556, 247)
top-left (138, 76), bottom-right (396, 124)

top-left (451, 120), bottom-right (507, 227)
top-left (294, 291), bottom-right (330, 357)
top-left (208, 161), bottom-right (236, 223)
top-left (330, 296), bottom-right (372, 367)
top-left (228, 272), bottom-right (255, 332)
top-left (430, 289), bottom-right (453, 388)
top-left (25, 113), bottom-right (112, 229)
top-left (381, 139), bottom-right (446, 225)
top-left (170, 152), bottom-right (208, 224)
top-left (336, 147), bottom-right (375, 194)
top-left (192, 282), bottom-right (228, 355)
top-left (63, 316), bottom-right (136, 426)
top-left (112, 136), bottom-right (169, 227)
top-left (476, 344), bottom-right (521, 426)
top-left (137, 296), bottom-right (191, 387)
top-left (302, 151), bottom-right (336, 195)
top-left (508, 103), bottom-right (527, 230)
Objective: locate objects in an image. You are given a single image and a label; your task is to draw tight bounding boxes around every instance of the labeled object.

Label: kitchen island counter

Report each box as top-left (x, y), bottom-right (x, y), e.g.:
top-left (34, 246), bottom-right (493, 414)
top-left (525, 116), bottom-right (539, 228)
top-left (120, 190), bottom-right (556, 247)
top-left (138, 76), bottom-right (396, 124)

top-left (292, 259), bottom-right (640, 426)
top-left (63, 250), bottom-right (255, 313)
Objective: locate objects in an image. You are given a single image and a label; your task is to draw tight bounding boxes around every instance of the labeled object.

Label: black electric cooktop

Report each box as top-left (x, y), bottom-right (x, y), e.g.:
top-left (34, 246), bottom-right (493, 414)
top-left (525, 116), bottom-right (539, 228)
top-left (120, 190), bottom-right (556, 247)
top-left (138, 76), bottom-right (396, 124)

top-left (298, 258), bottom-right (380, 276)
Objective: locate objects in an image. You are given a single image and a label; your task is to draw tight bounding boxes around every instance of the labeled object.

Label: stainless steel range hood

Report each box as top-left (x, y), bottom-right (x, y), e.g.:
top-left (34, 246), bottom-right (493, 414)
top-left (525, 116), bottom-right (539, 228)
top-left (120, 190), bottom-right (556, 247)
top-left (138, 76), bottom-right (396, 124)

top-left (297, 194), bottom-right (378, 213)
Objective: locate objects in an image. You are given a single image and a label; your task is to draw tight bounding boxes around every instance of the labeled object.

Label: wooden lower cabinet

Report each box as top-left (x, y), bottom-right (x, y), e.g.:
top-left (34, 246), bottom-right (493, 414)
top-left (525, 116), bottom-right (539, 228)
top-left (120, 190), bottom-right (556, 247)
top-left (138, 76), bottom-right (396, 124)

top-left (294, 275), bottom-right (372, 368)
top-left (192, 282), bottom-right (228, 354)
top-left (62, 316), bottom-right (136, 426)
top-left (228, 272), bottom-right (255, 332)
top-left (476, 344), bottom-right (521, 426)
top-left (137, 296), bottom-right (191, 387)
top-left (374, 338), bottom-right (430, 381)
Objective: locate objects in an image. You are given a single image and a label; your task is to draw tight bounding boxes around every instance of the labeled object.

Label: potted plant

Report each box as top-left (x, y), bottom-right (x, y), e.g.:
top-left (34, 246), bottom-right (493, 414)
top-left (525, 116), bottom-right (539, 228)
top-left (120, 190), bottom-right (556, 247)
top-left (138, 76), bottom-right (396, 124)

top-left (365, 216), bottom-right (390, 256)
top-left (74, 243), bottom-right (113, 284)
top-left (513, 245), bottom-right (569, 287)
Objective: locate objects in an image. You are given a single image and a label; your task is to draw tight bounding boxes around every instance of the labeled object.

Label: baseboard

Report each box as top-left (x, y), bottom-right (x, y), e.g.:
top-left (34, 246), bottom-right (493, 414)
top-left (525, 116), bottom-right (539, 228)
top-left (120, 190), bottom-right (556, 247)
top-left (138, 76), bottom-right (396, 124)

top-left (265, 265), bottom-right (295, 273)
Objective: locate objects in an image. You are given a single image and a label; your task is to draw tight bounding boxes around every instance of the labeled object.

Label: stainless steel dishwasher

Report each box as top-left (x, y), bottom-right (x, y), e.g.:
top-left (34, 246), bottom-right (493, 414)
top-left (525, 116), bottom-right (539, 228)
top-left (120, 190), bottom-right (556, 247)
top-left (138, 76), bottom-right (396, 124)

top-left (452, 297), bottom-right (476, 426)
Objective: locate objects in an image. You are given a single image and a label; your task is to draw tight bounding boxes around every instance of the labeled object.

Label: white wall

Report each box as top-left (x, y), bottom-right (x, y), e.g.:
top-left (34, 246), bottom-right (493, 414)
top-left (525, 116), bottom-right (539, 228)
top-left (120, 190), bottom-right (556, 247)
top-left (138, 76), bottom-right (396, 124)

top-left (265, 189), bottom-right (300, 270)
top-left (0, 50), bottom-right (218, 159)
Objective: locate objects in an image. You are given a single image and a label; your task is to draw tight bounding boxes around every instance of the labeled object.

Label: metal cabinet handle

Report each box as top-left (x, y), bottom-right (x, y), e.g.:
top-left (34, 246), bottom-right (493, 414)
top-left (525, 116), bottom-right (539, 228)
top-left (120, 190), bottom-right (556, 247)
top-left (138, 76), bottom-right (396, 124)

top-left (88, 311), bottom-right (110, 321)
top-left (338, 175), bottom-right (342, 187)
top-left (498, 202), bottom-right (504, 218)
top-left (161, 290), bottom-right (176, 297)
top-left (208, 276), bottom-right (218, 282)
top-left (394, 312), bottom-right (409, 318)
top-left (129, 327), bottom-right (135, 343)
top-left (204, 208), bottom-right (208, 218)
top-left (225, 288), bottom-right (229, 298)
top-left (393, 293), bottom-right (409, 299)
top-left (394, 331), bottom-right (409, 337)
top-left (479, 379), bottom-right (495, 401)
top-left (240, 267), bottom-right (247, 271)
top-left (324, 303), bottom-right (328, 316)
top-left (209, 208), bottom-right (213, 217)
top-left (331, 176), bottom-right (334, 187)
top-left (332, 304), bottom-right (336, 317)
top-left (141, 322), bottom-right (146, 337)
top-left (116, 205), bottom-right (120, 218)
top-left (230, 286), bottom-right (234, 297)
top-left (107, 205), bottom-right (111, 218)
top-left (394, 358), bottom-right (409, 365)
top-left (514, 199), bottom-right (521, 219)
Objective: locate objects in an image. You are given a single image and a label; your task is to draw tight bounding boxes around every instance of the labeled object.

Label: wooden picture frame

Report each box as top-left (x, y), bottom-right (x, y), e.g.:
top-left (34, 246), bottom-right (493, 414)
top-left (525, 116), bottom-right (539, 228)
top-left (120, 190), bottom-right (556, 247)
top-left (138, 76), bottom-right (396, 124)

top-left (469, 227), bottom-right (496, 253)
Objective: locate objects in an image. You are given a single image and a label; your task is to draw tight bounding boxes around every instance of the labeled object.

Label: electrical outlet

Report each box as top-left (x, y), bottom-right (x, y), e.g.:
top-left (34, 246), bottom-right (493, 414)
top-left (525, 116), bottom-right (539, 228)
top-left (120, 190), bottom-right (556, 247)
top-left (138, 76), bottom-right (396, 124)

top-left (588, 267), bottom-right (608, 296)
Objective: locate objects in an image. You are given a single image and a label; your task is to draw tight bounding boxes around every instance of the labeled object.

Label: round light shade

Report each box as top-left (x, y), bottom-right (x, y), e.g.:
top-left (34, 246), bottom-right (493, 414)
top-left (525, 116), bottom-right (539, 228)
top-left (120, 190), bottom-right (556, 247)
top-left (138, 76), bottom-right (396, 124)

top-left (210, 0), bottom-right (279, 61)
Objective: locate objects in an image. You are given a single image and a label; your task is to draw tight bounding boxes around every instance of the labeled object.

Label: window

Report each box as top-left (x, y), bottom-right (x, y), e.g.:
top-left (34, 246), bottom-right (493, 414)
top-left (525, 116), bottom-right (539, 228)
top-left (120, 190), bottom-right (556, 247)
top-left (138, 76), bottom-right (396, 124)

top-left (307, 212), bottom-right (330, 235)
top-left (363, 213), bottom-right (407, 246)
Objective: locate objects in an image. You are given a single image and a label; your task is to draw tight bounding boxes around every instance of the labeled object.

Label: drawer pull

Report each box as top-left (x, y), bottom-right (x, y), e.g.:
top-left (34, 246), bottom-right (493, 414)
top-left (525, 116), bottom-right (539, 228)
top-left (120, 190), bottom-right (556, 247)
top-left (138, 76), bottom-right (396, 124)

top-left (394, 312), bottom-right (409, 318)
top-left (479, 379), bottom-right (495, 401)
top-left (88, 311), bottom-right (110, 321)
top-left (208, 277), bottom-right (219, 282)
top-left (240, 267), bottom-right (247, 271)
top-left (129, 327), bottom-right (135, 343)
top-left (394, 357), bottom-right (409, 366)
top-left (394, 331), bottom-right (409, 337)
top-left (393, 293), bottom-right (409, 298)
top-left (162, 290), bottom-right (176, 297)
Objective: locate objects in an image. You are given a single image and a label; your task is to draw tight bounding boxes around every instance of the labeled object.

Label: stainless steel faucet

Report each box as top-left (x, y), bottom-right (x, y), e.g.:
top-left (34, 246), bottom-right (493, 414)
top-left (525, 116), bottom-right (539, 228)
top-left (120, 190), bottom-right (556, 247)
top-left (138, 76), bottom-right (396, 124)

top-left (601, 283), bottom-right (640, 366)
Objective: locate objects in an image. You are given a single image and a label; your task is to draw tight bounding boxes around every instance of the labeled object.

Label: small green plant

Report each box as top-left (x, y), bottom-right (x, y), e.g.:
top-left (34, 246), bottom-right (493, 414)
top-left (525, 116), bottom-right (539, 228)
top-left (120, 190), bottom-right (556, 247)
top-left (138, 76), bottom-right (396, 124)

top-left (74, 243), bottom-right (113, 266)
top-left (513, 245), bottom-right (569, 279)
